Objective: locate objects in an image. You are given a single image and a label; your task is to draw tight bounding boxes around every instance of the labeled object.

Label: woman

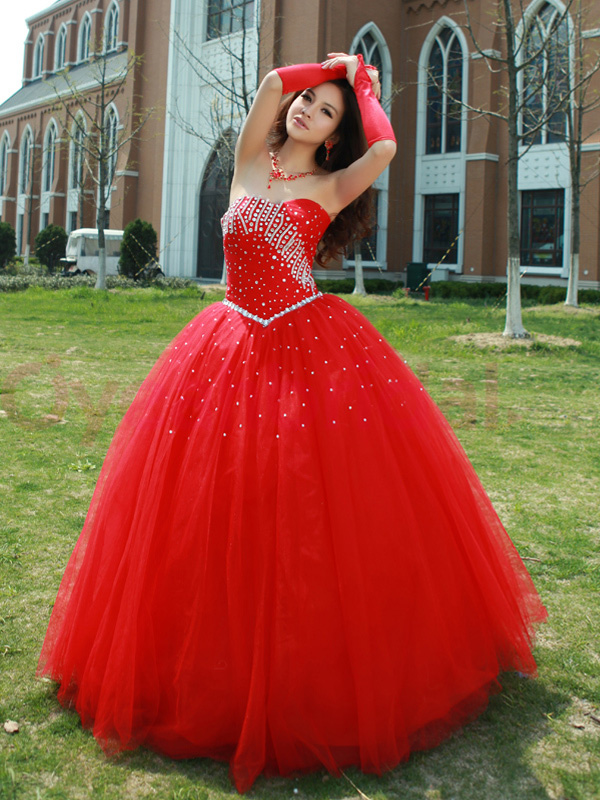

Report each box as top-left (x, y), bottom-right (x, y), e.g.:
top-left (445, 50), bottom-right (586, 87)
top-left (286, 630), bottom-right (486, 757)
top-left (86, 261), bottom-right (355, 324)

top-left (38, 54), bottom-right (546, 793)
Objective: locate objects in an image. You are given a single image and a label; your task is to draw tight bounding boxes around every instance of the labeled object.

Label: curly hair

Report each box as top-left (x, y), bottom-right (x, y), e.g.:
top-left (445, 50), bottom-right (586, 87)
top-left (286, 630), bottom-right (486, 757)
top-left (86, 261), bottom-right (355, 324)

top-left (266, 79), bottom-right (374, 267)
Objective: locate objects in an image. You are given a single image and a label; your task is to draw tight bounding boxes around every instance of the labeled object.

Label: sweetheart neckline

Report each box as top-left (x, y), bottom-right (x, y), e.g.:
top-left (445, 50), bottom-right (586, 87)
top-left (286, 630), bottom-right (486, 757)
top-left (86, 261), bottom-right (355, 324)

top-left (228, 195), bottom-right (332, 222)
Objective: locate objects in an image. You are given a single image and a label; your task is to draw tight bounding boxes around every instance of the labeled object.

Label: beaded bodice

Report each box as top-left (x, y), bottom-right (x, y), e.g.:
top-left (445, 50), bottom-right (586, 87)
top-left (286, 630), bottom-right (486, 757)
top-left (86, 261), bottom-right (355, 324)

top-left (221, 196), bottom-right (330, 326)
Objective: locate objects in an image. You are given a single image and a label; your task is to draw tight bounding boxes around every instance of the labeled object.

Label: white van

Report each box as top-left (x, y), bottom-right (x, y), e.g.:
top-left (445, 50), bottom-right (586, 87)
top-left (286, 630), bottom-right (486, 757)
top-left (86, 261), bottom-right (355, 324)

top-left (61, 228), bottom-right (124, 276)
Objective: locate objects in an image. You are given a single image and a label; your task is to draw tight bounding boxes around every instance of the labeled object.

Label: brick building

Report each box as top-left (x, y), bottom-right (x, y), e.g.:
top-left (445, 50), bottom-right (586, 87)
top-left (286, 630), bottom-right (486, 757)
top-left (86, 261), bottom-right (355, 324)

top-left (1, 0), bottom-right (599, 288)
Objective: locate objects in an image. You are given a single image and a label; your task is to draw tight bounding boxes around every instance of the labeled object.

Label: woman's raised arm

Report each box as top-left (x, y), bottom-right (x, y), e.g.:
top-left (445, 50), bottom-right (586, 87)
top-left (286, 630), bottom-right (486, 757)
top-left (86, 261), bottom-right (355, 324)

top-left (323, 53), bottom-right (397, 211)
top-left (235, 62), bottom-right (349, 170)
top-left (234, 71), bottom-right (283, 168)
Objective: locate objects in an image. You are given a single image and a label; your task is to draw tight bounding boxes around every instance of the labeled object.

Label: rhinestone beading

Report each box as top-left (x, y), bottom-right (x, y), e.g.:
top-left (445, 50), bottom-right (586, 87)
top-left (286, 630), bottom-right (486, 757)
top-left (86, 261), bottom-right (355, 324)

top-left (221, 196), bottom-right (330, 325)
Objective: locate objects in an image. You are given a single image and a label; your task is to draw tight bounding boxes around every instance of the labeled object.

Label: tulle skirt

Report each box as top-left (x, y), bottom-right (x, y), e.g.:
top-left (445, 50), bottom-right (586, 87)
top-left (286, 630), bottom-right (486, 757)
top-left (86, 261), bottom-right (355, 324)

top-left (38, 294), bottom-right (547, 792)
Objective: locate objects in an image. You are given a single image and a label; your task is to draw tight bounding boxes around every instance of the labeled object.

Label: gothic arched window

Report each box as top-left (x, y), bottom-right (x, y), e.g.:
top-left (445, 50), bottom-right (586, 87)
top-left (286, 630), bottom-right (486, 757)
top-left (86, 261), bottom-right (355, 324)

top-left (426, 27), bottom-right (464, 154)
top-left (104, 106), bottom-right (119, 188)
top-left (198, 133), bottom-right (235, 278)
top-left (522, 2), bottom-right (569, 145)
top-left (69, 116), bottom-right (86, 191)
top-left (0, 133), bottom-right (9, 196)
top-left (79, 14), bottom-right (92, 62)
top-left (105, 3), bottom-right (119, 52)
top-left (42, 121), bottom-right (58, 193)
top-left (19, 129), bottom-right (33, 195)
top-left (349, 24), bottom-right (392, 267)
top-left (55, 25), bottom-right (67, 71)
top-left (33, 35), bottom-right (45, 79)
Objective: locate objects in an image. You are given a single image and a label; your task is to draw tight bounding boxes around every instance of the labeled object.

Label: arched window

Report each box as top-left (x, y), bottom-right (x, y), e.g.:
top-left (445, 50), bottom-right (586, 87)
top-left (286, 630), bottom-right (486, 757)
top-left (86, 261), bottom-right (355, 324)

top-left (426, 27), bottom-right (464, 154)
top-left (55, 25), bottom-right (67, 71)
top-left (0, 133), bottom-right (9, 196)
top-left (19, 128), bottom-right (33, 195)
top-left (42, 121), bottom-right (58, 193)
top-left (33, 34), bottom-right (45, 79)
top-left (79, 14), bottom-right (92, 62)
top-left (69, 116), bottom-right (86, 190)
top-left (349, 24), bottom-right (392, 267)
top-left (521, 2), bottom-right (569, 145)
top-left (105, 2), bottom-right (119, 52)
top-left (104, 106), bottom-right (119, 188)
top-left (197, 132), bottom-right (235, 278)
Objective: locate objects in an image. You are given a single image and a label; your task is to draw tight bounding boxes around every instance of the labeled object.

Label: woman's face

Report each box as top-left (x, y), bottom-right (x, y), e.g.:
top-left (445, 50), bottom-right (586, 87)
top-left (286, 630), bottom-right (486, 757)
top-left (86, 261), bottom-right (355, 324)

top-left (285, 82), bottom-right (345, 147)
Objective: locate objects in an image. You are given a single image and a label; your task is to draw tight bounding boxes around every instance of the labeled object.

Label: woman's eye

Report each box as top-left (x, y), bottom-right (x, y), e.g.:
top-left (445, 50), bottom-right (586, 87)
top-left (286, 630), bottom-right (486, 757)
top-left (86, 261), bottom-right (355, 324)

top-left (300, 93), bottom-right (311, 101)
top-left (322, 109), bottom-right (332, 118)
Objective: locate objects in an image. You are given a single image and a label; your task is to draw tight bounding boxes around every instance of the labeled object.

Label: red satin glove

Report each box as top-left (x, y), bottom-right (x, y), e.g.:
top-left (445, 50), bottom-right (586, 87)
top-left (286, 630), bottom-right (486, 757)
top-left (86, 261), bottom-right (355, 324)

top-left (275, 63), bottom-right (347, 94)
top-left (353, 54), bottom-right (396, 147)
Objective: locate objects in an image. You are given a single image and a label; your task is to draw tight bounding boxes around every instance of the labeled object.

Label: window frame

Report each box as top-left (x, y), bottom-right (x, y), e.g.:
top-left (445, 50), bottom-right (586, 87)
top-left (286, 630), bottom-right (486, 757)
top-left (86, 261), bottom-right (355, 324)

top-left (0, 133), bottom-right (9, 196)
top-left (520, 1), bottom-right (571, 146)
top-left (33, 34), bottom-right (45, 79)
top-left (205, 0), bottom-right (255, 41)
top-left (345, 23), bottom-right (392, 269)
top-left (78, 14), bottom-right (92, 63)
top-left (19, 128), bottom-right (33, 196)
top-left (520, 188), bottom-right (565, 269)
top-left (425, 28), bottom-right (464, 155)
top-left (105, 2), bottom-right (120, 53)
top-left (422, 193), bottom-right (460, 265)
top-left (42, 121), bottom-right (58, 194)
top-left (55, 25), bottom-right (68, 71)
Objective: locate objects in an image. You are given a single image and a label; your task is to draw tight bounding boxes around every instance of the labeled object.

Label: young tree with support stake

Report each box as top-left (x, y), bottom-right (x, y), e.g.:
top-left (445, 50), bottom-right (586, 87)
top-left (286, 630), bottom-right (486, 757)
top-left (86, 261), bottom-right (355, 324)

top-left (50, 50), bottom-right (153, 290)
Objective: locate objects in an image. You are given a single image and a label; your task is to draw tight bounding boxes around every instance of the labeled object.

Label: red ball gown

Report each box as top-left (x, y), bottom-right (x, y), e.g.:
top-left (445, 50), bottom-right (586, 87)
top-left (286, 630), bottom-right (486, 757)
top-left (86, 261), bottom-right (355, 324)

top-left (38, 195), bottom-right (547, 792)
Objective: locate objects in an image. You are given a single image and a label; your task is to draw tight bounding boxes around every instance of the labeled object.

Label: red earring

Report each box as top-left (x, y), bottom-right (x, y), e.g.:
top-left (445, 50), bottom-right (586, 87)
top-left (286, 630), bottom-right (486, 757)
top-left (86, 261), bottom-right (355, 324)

top-left (324, 140), bottom-right (333, 161)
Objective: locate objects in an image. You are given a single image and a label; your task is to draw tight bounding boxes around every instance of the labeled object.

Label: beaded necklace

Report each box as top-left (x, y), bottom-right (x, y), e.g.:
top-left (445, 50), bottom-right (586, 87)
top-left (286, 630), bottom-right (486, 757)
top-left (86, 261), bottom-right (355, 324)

top-left (267, 151), bottom-right (317, 189)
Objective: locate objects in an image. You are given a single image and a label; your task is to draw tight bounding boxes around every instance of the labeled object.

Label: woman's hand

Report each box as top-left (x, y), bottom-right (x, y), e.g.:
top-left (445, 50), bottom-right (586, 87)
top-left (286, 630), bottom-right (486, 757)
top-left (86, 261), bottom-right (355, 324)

top-left (322, 52), bottom-right (381, 99)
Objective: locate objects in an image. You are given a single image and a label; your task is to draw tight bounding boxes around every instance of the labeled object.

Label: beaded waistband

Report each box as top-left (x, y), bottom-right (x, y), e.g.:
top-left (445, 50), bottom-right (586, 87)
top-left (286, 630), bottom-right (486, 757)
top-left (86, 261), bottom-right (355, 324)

top-left (222, 293), bottom-right (322, 327)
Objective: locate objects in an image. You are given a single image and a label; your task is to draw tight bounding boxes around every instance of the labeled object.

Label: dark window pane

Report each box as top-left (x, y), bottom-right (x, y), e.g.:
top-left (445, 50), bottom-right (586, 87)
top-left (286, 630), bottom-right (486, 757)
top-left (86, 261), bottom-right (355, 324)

top-left (423, 194), bottom-right (459, 264)
top-left (520, 189), bottom-right (564, 267)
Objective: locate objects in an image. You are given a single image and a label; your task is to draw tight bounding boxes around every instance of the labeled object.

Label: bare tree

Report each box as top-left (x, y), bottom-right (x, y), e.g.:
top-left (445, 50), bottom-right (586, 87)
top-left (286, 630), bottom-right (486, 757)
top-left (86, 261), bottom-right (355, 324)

top-left (458, 0), bottom-right (575, 336)
top-left (50, 50), bottom-right (153, 289)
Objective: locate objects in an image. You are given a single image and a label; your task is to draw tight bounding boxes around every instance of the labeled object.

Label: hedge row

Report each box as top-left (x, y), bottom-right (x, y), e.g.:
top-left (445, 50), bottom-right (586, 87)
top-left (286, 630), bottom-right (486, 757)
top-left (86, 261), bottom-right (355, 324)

top-left (316, 278), bottom-right (402, 294)
top-left (0, 274), bottom-right (199, 293)
top-left (394, 280), bottom-right (600, 305)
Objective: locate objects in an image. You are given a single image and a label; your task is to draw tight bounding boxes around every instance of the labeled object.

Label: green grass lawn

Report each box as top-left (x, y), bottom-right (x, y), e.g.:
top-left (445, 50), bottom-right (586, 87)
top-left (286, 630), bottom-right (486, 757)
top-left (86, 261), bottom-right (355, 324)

top-left (0, 287), bottom-right (599, 800)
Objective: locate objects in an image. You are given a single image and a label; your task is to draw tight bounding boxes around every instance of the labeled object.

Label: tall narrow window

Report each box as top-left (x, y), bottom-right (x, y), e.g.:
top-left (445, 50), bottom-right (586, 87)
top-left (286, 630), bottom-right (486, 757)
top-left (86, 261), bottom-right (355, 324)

top-left (42, 122), bottom-right (57, 193)
top-left (70, 117), bottom-right (85, 190)
top-left (19, 129), bottom-right (33, 196)
top-left (55, 25), bottom-right (67, 71)
top-left (522, 3), bottom-right (569, 145)
top-left (105, 3), bottom-right (119, 53)
top-left (105, 106), bottom-right (119, 187)
top-left (206, 0), bottom-right (254, 40)
top-left (349, 24), bottom-right (392, 267)
top-left (520, 189), bottom-right (564, 266)
top-left (79, 15), bottom-right (92, 62)
top-left (0, 133), bottom-right (9, 196)
top-left (33, 34), bottom-right (45, 79)
top-left (198, 133), bottom-right (235, 278)
top-left (423, 194), bottom-right (459, 264)
top-left (426, 28), bottom-right (463, 154)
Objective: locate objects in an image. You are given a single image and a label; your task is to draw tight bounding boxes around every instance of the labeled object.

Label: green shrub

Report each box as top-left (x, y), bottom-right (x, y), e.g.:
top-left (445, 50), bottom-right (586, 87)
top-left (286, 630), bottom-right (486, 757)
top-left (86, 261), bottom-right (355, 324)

top-left (316, 278), bottom-right (401, 294)
top-left (0, 221), bottom-right (16, 268)
top-left (34, 225), bottom-right (68, 272)
top-left (0, 273), bottom-right (198, 293)
top-left (402, 280), bottom-right (600, 305)
top-left (119, 218), bottom-right (158, 279)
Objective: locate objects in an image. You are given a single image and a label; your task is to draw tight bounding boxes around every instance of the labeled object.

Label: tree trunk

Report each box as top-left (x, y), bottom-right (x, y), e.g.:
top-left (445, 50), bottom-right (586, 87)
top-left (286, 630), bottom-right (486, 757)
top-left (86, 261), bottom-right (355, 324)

top-left (220, 256), bottom-right (227, 285)
top-left (95, 205), bottom-right (107, 290)
top-left (502, 0), bottom-right (528, 338)
top-left (352, 242), bottom-right (366, 296)
top-left (565, 252), bottom-right (579, 307)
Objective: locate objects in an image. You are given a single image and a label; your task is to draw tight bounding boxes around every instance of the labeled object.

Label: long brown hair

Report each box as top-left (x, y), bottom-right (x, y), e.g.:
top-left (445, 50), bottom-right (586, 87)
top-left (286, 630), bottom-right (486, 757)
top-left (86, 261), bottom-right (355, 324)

top-left (266, 79), bottom-right (373, 266)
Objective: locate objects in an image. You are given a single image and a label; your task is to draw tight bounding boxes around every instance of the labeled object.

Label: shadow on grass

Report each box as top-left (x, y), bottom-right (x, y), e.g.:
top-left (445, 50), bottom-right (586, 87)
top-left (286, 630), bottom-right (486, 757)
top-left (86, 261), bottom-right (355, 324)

top-left (96, 672), bottom-right (568, 800)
